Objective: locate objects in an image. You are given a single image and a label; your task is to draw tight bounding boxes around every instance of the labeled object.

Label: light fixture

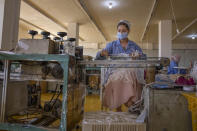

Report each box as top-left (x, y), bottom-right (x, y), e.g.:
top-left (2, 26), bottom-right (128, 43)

top-left (176, 29), bottom-right (180, 34)
top-left (108, 2), bottom-right (113, 9)
top-left (102, 1), bottom-right (118, 9)
top-left (186, 34), bottom-right (197, 40)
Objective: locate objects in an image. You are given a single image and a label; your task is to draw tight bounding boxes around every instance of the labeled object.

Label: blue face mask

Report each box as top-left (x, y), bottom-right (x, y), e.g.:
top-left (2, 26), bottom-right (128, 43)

top-left (117, 32), bottom-right (128, 40)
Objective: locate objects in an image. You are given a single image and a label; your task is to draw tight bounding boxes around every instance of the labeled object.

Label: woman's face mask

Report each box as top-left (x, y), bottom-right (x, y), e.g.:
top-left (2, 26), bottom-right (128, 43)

top-left (117, 25), bottom-right (129, 40)
top-left (117, 32), bottom-right (128, 40)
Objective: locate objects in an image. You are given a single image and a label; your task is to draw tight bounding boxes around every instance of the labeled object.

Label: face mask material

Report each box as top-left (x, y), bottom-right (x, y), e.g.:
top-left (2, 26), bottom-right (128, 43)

top-left (117, 32), bottom-right (128, 40)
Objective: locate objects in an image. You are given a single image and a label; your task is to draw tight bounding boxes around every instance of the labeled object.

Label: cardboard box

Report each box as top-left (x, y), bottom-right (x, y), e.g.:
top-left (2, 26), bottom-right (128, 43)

top-left (15, 39), bottom-right (58, 54)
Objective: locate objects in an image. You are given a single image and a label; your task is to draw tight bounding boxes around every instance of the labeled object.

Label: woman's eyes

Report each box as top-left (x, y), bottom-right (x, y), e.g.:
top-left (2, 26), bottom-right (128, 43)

top-left (118, 30), bottom-right (127, 33)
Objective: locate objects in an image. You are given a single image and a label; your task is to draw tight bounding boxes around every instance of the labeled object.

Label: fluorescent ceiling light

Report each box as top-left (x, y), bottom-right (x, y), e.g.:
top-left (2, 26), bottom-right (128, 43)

top-left (102, 1), bottom-right (118, 9)
top-left (186, 34), bottom-right (197, 39)
top-left (176, 29), bottom-right (180, 34)
top-left (108, 2), bottom-right (113, 9)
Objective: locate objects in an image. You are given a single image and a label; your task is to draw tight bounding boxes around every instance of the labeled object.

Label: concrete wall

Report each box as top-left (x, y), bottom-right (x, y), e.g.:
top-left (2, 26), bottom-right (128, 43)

top-left (83, 48), bottom-right (100, 57)
top-left (18, 22), bottom-right (42, 39)
top-left (79, 42), bottom-right (98, 49)
top-left (18, 23), bottom-right (31, 39)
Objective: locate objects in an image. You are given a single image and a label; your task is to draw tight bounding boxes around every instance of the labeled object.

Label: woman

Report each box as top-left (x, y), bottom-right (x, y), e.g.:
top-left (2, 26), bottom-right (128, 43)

top-left (167, 55), bottom-right (181, 74)
top-left (96, 20), bottom-right (144, 59)
top-left (96, 20), bottom-right (145, 111)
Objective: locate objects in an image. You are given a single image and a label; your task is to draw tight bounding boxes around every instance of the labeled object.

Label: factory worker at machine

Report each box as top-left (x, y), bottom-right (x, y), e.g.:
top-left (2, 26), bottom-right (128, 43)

top-left (96, 20), bottom-right (144, 59)
top-left (96, 20), bottom-right (146, 112)
top-left (167, 55), bottom-right (181, 74)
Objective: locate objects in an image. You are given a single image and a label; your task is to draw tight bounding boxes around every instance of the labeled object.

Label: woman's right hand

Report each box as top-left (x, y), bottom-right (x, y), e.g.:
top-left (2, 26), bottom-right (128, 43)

top-left (101, 50), bottom-right (109, 57)
top-left (129, 52), bottom-right (141, 60)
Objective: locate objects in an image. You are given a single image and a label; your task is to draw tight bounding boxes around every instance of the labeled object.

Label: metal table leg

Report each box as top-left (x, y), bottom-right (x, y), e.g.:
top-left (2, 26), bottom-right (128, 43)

top-left (60, 61), bottom-right (69, 131)
top-left (0, 60), bottom-right (10, 122)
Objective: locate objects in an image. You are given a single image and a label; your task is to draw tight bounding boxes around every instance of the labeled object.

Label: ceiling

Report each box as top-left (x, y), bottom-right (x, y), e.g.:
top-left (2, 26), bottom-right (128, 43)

top-left (144, 0), bottom-right (197, 44)
top-left (19, 0), bottom-right (197, 46)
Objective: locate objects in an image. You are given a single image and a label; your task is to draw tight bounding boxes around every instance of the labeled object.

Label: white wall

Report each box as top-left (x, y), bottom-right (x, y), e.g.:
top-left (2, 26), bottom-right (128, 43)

top-left (83, 48), bottom-right (100, 57)
top-left (143, 49), bottom-right (158, 57)
top-left (79, 42), bottom-right (98, 49)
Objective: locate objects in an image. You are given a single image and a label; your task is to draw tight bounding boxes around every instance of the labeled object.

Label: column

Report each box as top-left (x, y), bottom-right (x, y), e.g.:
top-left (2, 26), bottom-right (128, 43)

top-left (0, 0), bottom-right (21, 50)
top-left (67, 23), bottom-right (79, 46)
top-left (158, 20), bottom-right (172, 58)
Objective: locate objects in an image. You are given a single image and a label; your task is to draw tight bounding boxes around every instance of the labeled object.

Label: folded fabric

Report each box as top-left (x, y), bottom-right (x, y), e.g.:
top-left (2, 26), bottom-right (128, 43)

top-left (175, 76), bottom-right (196, 85)
top-left (155, 74), bottom-right (174, 83)
top-left (152, 82), bottom-right (171, 89)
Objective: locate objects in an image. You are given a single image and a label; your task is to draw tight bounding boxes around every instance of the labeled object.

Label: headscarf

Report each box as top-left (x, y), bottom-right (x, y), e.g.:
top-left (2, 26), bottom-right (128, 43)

top-left (117, 20), bottom-right (131, 31)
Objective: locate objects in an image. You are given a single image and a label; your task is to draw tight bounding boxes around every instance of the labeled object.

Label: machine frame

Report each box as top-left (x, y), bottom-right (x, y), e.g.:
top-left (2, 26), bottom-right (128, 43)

top-left (0, 53), bottom-right (69, 131)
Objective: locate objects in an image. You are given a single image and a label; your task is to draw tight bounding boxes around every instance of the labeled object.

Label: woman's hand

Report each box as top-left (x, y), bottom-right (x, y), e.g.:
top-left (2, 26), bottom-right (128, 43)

top-left (101, 50), bottom-right (109, 57)
top-left (129, 52), bottom-right (140, 59)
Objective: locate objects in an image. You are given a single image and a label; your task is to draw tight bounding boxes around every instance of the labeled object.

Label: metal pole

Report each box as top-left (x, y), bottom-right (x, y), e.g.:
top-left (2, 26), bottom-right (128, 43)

top-left (0, 60), bottom-right (10, 122)
top-left (172, 18), bottom-right (197, 40)
top-left (60, 59), bottom-right (69, 131)
top-left (141, 0), bottom-right (158, 41)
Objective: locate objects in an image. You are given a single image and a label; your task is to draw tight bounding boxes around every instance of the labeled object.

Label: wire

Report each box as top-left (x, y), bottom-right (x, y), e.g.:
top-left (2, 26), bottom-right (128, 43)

top-left (49, 84), bottom-right (59, 103)
top-left (169, 0), bottom-right (179, 34)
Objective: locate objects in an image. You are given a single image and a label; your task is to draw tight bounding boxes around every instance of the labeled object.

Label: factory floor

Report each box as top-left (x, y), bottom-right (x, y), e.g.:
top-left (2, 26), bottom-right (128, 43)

top-left (41, 93), bottom-right (128, 113)
top-left (8, 91), bottom-right (128, 131)
top-left (40, 92), bottom-right (128, 131)
top-left (40, 93), bottom-right (102, 112)
top-left (84, 94), bottom-right (128, 112)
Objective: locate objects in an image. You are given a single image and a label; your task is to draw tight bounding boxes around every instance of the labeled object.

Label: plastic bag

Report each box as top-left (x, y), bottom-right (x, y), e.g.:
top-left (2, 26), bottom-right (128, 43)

top-left (190, 61), bottom-right (197, 82)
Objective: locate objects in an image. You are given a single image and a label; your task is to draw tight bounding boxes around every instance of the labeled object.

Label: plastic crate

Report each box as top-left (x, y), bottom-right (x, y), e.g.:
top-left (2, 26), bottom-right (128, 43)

top-left (182, 93), bottom-right (197, 131)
